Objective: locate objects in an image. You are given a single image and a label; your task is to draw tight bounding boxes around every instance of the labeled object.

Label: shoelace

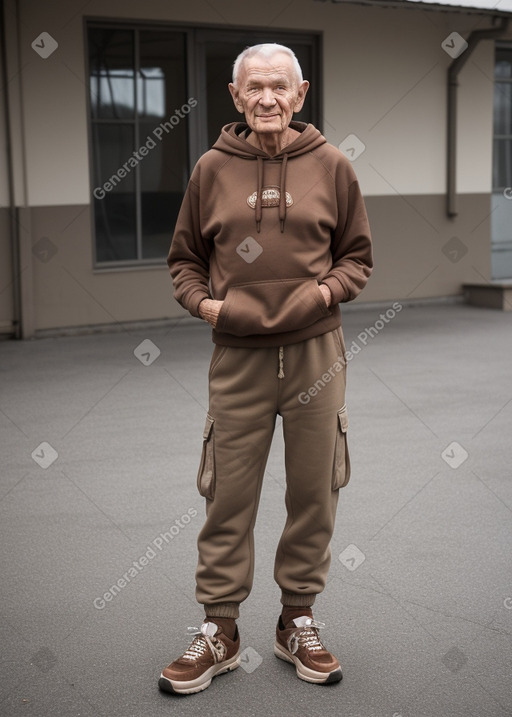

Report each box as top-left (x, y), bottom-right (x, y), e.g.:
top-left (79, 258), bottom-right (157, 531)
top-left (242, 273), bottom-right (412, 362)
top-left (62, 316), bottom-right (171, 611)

top-left (290, 619), bottom-right (326, 655)
top-left (182, 624), bottom-right (219, 662)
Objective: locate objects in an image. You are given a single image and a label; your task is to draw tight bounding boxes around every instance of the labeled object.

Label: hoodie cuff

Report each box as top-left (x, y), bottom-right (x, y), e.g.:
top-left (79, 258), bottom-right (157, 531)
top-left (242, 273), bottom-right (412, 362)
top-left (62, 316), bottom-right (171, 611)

top-left (321, 277), bottom-right (346, 305)
top-left (188, 289), bottom-right (210, 318)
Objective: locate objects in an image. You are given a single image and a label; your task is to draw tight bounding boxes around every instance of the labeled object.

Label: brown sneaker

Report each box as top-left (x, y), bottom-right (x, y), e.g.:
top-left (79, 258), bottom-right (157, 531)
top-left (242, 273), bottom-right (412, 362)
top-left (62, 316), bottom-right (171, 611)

top-left (274, 615), bottom-right (343, 684)
top-left (159, 621), bottom-right (240, 695)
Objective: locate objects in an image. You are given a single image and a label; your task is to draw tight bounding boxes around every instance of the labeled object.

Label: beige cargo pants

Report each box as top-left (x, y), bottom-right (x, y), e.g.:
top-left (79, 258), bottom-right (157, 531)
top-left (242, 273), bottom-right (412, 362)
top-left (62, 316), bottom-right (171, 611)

top-left (195, 327), bottom-right (350, 620)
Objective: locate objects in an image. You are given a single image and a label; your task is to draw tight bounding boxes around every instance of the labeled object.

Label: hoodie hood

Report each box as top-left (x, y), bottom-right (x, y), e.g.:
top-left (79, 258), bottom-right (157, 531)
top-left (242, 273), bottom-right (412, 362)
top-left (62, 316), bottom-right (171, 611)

top-left (211, 121), bottom-right (327, 232)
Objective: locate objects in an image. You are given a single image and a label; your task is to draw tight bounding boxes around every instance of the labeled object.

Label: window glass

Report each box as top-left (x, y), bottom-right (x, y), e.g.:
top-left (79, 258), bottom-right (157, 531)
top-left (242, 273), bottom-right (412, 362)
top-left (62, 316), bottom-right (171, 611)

top-left (493, 46), bottom-right (512, 190)
top-left (495, 49), bottom-right (512, 80)
top-left (493, 139), bottom-right (512, 190)
top-left (494, 82), bottom-right (512, 136)
top-left (138, 31), bottom-right (188, 259)
top-left (89, 29), bottom-right (134, 119)
top-left (93, 124), bottom-right (137, 262)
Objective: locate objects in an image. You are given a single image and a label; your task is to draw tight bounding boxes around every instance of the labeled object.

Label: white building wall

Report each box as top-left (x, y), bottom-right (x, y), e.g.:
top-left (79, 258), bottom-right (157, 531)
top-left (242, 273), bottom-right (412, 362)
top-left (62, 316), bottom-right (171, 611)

top-left (4, 0), bottom-right (511, 334)
top-left (18, 0), bottom-right (497, 206)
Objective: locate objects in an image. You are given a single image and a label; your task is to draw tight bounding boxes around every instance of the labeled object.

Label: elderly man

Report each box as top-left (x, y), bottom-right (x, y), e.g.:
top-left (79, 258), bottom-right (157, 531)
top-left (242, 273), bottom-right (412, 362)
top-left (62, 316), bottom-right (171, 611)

top-left (159, 43), bottom-right (372, 695)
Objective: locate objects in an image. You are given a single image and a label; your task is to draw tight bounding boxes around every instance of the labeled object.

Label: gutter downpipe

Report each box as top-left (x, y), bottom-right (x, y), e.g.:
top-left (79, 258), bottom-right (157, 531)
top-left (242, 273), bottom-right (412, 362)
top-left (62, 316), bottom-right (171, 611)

top-left (447, 16), bottom-right (509, 218)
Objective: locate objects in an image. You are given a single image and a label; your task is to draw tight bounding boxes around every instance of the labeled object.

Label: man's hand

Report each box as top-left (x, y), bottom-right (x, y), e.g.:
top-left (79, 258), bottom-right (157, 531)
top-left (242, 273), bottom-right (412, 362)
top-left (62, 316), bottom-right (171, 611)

top-left (318, 284), bottom-right (332, 308)
top-left (199, 299), bottom-right (224, 328)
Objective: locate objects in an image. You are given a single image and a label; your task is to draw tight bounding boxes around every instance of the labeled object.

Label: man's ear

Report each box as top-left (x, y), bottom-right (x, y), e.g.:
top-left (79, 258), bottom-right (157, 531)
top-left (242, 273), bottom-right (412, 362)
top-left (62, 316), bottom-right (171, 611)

top-left (228, 83), bottom-right (244, 114)
top-left (294, 80), bottom-right (310, 113)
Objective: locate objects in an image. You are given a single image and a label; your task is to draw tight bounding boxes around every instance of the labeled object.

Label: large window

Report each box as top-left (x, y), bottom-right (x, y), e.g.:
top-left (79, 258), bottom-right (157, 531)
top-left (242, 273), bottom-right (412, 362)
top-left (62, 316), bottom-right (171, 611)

top-left (493, 45), bottom-right (512, 192)
top-left (87, 24), bottom-right (320, 267)
top-left (492, 43), bottom-right (512, 279)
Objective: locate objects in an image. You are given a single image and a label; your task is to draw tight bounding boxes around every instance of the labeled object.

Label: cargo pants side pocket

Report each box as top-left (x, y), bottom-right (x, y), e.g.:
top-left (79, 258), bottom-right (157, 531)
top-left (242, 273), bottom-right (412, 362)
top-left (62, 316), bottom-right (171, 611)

top-left (332, 404), bottom-right (351, 490)
top-left (197, 413), bottom-right (216, 500)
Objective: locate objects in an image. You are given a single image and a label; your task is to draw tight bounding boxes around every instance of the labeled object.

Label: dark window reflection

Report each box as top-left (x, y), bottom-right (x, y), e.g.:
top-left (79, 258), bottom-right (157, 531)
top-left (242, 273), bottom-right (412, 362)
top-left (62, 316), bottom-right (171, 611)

top-left (493, 46), bottom-right (512, 190)
top-left (204, 40), bottom-right (314, 149)
top-left (139, 31), bottom-right (188, 259)
top-left (89, 27), bottom-right (188, 264)
top-left (89, 30), bottom-right (135, 119)
top-left (93, 123), bottom-right (137, 261)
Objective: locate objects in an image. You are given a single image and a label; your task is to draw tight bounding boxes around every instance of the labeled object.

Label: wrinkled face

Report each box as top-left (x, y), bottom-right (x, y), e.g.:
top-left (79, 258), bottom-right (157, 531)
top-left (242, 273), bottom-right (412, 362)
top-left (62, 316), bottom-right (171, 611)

top-left (229, 52), bottom-right (309, 137)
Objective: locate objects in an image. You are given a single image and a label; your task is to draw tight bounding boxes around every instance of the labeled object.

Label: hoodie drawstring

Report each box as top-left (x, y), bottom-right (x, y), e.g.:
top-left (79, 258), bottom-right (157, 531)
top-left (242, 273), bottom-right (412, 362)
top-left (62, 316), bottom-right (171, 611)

top-left (256, 155), bottom-right (263, 233)
top-left (278, 345), bottom-right (285, 379)
top-left (254, 153), bottom-right (289, 234)
top-left (279, 154), bottom-right (288, 233)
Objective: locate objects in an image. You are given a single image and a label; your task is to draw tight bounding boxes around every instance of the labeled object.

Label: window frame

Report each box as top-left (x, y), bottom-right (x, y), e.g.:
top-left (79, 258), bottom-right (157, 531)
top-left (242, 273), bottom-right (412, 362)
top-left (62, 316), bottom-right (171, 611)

top-left (493, 41), bottom-right (512, 193)
top-left (84, 18), bottom-right (322, 271)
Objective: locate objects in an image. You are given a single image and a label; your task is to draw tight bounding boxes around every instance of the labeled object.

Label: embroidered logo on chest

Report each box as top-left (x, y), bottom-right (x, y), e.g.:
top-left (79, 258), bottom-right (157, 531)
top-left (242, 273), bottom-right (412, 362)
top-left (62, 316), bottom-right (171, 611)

top-left (247, 185), bottom-right (293, 209)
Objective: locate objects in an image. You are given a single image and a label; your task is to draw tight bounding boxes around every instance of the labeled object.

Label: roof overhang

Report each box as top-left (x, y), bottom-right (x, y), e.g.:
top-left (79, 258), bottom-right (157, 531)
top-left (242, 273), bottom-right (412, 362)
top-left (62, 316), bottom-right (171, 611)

top-left (314, 0), bottom-right (512, 17)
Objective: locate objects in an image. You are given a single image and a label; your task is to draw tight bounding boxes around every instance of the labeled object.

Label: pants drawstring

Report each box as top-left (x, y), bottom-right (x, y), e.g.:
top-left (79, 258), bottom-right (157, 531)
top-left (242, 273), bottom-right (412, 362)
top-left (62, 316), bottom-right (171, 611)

top-left (278, 346), bottom-right (285, 379)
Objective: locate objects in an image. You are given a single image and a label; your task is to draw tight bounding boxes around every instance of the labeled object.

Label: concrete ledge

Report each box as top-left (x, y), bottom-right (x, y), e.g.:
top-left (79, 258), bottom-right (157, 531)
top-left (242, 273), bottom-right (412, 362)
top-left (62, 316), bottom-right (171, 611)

top-left (463, 282), bottom-right (512, 311)
top-left (32, 315), bottom-right (200, 339)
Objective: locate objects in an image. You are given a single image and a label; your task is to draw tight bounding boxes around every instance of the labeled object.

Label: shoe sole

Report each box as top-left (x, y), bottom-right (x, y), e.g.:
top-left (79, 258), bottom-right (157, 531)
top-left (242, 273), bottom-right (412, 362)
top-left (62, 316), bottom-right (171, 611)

top-left (158, 651), bottom-right (241, 695)
top-left (274, 642), bottom-right (342, 684)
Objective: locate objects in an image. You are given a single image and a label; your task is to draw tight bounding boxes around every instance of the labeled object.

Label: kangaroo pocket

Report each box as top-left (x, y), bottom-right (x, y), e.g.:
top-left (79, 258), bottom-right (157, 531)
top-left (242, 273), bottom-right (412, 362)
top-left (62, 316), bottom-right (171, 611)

top-left (216, 278), bottom-right (331, 337)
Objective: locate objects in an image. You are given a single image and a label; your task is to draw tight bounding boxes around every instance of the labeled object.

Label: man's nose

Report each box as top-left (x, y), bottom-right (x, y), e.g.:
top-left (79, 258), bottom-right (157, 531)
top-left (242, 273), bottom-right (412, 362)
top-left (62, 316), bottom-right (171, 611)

top-left (259, 88), bottom-right (276, 106)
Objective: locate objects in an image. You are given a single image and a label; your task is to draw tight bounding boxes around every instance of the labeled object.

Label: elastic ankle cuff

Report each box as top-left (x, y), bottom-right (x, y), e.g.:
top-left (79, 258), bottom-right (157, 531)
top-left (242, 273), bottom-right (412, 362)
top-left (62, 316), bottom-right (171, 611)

top-left (204, 602), bottom-right (240, 619)
top-left (280, 591), bottom-right (316, 608)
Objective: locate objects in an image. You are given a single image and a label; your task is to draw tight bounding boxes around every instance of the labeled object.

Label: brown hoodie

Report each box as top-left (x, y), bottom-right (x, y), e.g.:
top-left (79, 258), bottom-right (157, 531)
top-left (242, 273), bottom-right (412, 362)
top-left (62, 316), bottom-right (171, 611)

top-left (168, 121), bottom-right (373, 347)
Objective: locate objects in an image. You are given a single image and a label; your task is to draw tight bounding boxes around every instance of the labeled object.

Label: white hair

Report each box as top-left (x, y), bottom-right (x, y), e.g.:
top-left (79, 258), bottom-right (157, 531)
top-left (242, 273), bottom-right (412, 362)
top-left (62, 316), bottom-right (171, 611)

top-left (232, 43), bottom-right (303, 87)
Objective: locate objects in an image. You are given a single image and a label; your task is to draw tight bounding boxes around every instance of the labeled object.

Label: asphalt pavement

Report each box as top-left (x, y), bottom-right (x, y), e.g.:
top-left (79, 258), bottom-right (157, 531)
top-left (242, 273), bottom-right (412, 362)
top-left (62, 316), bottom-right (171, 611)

top-left (1, 301), bottom-right (511, 717)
